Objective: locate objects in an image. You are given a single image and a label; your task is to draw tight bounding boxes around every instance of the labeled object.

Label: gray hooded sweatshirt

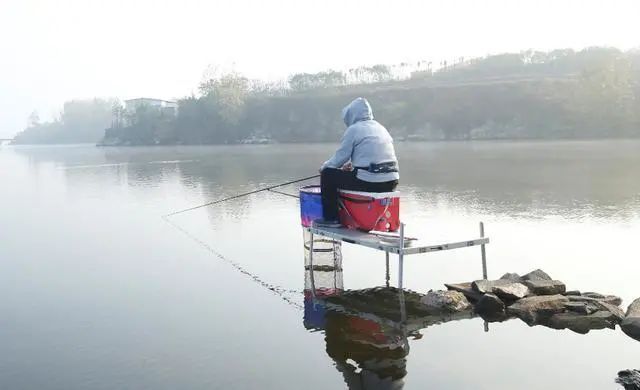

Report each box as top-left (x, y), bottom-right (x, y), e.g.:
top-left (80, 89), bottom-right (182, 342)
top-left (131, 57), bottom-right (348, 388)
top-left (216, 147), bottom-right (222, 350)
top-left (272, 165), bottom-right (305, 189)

top-left (321, 98), bottom-right (399, 183)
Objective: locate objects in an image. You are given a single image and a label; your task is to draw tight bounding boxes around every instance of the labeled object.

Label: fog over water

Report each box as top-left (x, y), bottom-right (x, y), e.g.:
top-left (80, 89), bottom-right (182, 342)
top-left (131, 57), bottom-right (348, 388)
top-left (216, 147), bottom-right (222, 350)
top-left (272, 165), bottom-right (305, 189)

top-left (1, 141), bottom-right (639, 389)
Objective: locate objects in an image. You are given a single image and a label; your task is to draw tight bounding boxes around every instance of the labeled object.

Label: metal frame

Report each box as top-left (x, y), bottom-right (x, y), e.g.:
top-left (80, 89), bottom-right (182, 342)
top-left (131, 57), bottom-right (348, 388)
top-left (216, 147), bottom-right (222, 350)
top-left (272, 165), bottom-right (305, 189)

top-left (307, 222), bottom-right (489, 287)
top-left (306, 222), bottom-right (490, 336)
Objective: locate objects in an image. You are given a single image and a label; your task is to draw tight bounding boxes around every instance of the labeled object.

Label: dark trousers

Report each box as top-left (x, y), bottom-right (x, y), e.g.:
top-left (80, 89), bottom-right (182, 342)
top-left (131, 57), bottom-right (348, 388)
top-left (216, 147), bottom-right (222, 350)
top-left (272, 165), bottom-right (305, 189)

top-left (321, 168), bottom-right (398, 220)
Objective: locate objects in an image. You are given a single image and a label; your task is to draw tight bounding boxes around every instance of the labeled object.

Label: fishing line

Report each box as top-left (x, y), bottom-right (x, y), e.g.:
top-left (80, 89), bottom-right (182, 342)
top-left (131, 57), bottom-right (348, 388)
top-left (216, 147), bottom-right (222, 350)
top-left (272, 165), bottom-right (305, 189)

top-left (162, 215), bottom-right (304, 310)
top-left (164, 174), bottom-right (318, 217)
top-left (162, 174), bottom-right (320, 310)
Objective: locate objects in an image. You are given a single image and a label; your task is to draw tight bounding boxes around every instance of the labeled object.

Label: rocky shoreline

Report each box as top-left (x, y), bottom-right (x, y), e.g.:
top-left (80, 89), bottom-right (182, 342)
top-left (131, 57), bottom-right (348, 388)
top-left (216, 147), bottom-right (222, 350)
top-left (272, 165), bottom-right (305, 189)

top-left (420, 269), bottom-right (640, 340)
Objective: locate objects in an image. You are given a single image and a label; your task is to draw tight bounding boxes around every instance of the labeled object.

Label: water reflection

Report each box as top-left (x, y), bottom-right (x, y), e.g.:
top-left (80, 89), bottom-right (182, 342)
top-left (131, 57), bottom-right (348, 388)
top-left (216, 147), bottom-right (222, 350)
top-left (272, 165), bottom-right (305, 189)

top-left (10, 141), bottom-right (640, 221)
top-left (3, 143), bottom-right (640, 388)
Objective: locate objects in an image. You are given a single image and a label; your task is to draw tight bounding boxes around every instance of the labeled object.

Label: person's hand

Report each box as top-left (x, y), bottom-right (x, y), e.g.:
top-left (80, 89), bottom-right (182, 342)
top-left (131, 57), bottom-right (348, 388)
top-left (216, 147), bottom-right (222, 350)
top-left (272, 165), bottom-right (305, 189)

top-left (341, 162), bottom-right (353, 171)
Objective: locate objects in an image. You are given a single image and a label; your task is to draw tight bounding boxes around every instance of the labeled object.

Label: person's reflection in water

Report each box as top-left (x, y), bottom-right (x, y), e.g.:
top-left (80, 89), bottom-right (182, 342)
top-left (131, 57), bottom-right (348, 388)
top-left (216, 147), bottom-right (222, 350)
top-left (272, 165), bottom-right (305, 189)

top-left (323, 309), bottom-right (408, 390)
top-left (304, 285), bottom-right (408, 389)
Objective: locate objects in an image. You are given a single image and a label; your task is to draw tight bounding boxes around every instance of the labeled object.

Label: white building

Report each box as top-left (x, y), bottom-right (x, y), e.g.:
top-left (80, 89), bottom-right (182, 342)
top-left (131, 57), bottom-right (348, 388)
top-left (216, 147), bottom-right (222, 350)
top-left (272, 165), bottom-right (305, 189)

top-left (124, 98), bottom-right (178, 116)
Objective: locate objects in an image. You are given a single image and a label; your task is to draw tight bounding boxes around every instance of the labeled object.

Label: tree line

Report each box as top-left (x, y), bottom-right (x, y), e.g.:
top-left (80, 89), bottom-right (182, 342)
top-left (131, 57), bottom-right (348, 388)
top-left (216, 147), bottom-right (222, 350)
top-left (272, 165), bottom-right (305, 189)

top-left (12, 47), bottom-right (640, 145)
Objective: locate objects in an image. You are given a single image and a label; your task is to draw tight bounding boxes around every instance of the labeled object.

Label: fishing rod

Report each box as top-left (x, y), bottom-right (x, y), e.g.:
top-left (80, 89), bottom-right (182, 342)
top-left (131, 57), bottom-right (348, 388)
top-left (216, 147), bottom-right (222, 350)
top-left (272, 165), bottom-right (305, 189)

top-left (163, 174), bottom-right (319, 217)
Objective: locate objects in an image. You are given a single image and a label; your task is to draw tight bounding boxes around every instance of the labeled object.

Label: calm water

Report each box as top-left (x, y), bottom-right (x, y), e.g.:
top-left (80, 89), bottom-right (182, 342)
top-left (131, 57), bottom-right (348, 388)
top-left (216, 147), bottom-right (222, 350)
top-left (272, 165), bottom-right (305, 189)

top-left (1, 141), bottom-right (639, 389)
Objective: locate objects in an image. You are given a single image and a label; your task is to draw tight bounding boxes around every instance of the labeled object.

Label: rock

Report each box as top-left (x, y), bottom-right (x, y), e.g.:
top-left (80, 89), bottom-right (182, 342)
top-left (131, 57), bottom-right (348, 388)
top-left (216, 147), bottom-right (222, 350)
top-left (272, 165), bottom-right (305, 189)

top-left (521, 269), bottom-right (553, 282)
top-left (548, 311), bottom-right (618, 334)
top-left (445, 282), bottom-right (483, 302)
top-left (564, 290), bottom-right (581, 296)
top-left (621, 298), bottom-right (640, 342)
top-left (474, 293), bottom-right (505, 317)
top-left (420, 290), bottom-right (470, 312)
top-left (507, 294), bottom-right (568, 324)
top-left (471, 279), bottom-right (500, 294)
top-left (523, 279), bottom-right (566, 295)
top-left (603, 295), bottom-right (624, 306)
top-left (471, 279), bottom-right (530, 301)
top-left (616, 369), bottom-right (640, 390)
top-left (493, 283), bottom-right (530, 300)
top-left (577, 292), bottom-right (623, 306)
top-left (499, 273), bottom-right (522, 282)
top-left (597, 302), bottom-right (625, 322)
top-left (564, 301), bottom-right (598, 315)
top-left (566, 295), bottom-right (625, 321)
top-left (567, 295), bottom-right (625, 319)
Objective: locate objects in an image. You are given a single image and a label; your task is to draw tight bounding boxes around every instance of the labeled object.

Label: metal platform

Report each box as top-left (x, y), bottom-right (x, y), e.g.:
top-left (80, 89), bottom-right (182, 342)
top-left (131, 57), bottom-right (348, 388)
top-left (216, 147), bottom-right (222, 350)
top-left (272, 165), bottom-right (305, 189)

top-left (305, 222), bottom-right (490, 291)
top-left (307, 226), bottom-right (488, 255)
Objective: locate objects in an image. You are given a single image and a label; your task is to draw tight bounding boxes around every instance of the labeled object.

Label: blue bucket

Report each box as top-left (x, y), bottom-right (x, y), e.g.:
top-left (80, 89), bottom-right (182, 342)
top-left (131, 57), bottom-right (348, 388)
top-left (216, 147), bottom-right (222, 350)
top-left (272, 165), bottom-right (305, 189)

top-left (300, 185), bottom-right (322, 227)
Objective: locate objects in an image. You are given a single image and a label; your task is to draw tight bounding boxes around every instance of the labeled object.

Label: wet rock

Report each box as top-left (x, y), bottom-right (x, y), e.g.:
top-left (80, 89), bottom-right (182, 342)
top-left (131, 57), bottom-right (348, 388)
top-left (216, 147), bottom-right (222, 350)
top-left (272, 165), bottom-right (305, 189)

top-left (474, 293), bottom-right (505, 317)
top-left (523, 279), bottom-right (566, 295)
top-left (507, 294), bottom-right (568, 324)
top-left (564, 301), bottom-right (598, 315)
top-left (445, 282), bottom-right (483, 302)
top-left (499, 273), bottom-right (522, 282)
top-left (493, 283), bottom-right (530, 301)
top-left (621, 298), bottom-right (640, 342)
top-left (420, 290), bottom-right (470, 312)
top-left (616, 369), bottom-right (640, 390)
top-left (521, 269), bottom-right (553, 282)
top-left (548, 311), bottom-right (618, 334)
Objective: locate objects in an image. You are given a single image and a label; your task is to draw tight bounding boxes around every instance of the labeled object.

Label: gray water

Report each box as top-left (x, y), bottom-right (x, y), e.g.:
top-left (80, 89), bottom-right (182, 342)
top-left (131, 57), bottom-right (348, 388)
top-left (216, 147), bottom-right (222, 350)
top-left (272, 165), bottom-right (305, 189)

top-left (1, 141), bottom-right (639, 389)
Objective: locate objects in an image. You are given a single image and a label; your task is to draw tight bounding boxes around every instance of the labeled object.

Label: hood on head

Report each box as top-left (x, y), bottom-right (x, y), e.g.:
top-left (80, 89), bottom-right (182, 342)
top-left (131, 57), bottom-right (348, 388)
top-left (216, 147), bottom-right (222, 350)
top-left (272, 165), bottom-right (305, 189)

top-left (342, 97), bottom-right (373, 126)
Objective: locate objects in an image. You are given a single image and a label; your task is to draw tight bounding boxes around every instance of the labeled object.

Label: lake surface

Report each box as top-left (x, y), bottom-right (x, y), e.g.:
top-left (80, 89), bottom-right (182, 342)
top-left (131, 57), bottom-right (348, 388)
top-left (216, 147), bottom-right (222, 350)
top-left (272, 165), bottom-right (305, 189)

top-left (1, 141), bottom-right (639, 389)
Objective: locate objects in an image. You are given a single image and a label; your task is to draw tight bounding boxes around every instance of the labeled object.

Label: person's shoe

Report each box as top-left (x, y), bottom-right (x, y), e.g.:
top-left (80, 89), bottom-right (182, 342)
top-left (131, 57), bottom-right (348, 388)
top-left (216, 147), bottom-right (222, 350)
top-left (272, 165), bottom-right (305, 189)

top-left (312, 218), bottom-right (342, 228)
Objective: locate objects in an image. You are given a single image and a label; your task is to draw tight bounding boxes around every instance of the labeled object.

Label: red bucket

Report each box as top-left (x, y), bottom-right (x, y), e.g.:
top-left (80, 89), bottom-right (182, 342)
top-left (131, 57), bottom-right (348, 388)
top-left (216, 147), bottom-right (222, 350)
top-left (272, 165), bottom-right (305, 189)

top-left (338, 190), bottom-right (400, 232)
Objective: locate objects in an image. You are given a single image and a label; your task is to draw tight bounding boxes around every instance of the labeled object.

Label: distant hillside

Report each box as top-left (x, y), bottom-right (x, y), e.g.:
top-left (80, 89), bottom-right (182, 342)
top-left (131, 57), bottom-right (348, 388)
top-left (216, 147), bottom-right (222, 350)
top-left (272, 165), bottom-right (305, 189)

top-left (14, 47), bottom-right (640, 145)
top-left (103, 47), bottom-right (640, 145)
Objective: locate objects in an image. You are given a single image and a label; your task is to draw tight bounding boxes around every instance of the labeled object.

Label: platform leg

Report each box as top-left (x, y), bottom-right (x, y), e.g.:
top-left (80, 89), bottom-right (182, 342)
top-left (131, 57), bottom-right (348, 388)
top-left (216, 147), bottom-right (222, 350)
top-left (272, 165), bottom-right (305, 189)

top-left (309, 231), bottom-right (316, 297)
top-left (480, 222), bottom-right (487, 279)
top-left (399, 286), bottom-right (407, 323)
top-left (385, 251), bottom-right (390, 287)
top-left (398, 223), bottom-right (405, 290)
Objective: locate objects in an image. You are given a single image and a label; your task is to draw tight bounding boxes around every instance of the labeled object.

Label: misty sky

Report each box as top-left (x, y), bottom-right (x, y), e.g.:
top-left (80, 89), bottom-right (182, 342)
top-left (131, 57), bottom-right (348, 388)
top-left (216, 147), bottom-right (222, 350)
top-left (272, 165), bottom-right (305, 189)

top-left (1, 0), bottom-right (639, 138)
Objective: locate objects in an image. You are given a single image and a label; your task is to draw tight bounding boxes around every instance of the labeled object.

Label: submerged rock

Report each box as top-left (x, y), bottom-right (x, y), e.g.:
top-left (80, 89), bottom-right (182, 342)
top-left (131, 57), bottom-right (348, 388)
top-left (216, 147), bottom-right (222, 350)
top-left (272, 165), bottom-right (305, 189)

top-left (548, 311), bottom-right (618, 334)
top-left (420, 290), bottom-right (470, 312)
top-left (521, 269), bottom-right (553, 282)
top-left (523, 279), bottom-right (566, 295)
top-left (616, 369), bottom-right (640, 390)
top-left (444, 282), bottom-right (483, 302)
top-left (474, 293), bottom-right (505, 318)
top-left (621, 298), bottom-right (640, 342)
top-left (507, 294), bottom-right (568, 324)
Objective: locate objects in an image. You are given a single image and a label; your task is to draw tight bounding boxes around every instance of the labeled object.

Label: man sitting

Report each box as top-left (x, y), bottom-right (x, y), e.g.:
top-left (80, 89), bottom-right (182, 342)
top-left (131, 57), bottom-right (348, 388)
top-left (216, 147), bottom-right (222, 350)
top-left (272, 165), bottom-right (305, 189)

top-left (314, 97), bottom-right (399, 228)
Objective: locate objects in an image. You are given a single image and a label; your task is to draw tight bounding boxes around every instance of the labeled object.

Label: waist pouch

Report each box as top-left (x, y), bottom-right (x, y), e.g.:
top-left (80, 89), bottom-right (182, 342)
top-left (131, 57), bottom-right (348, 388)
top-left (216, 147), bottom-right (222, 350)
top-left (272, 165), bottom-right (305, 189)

top-left (355, 161), bottom-right (399, 174)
